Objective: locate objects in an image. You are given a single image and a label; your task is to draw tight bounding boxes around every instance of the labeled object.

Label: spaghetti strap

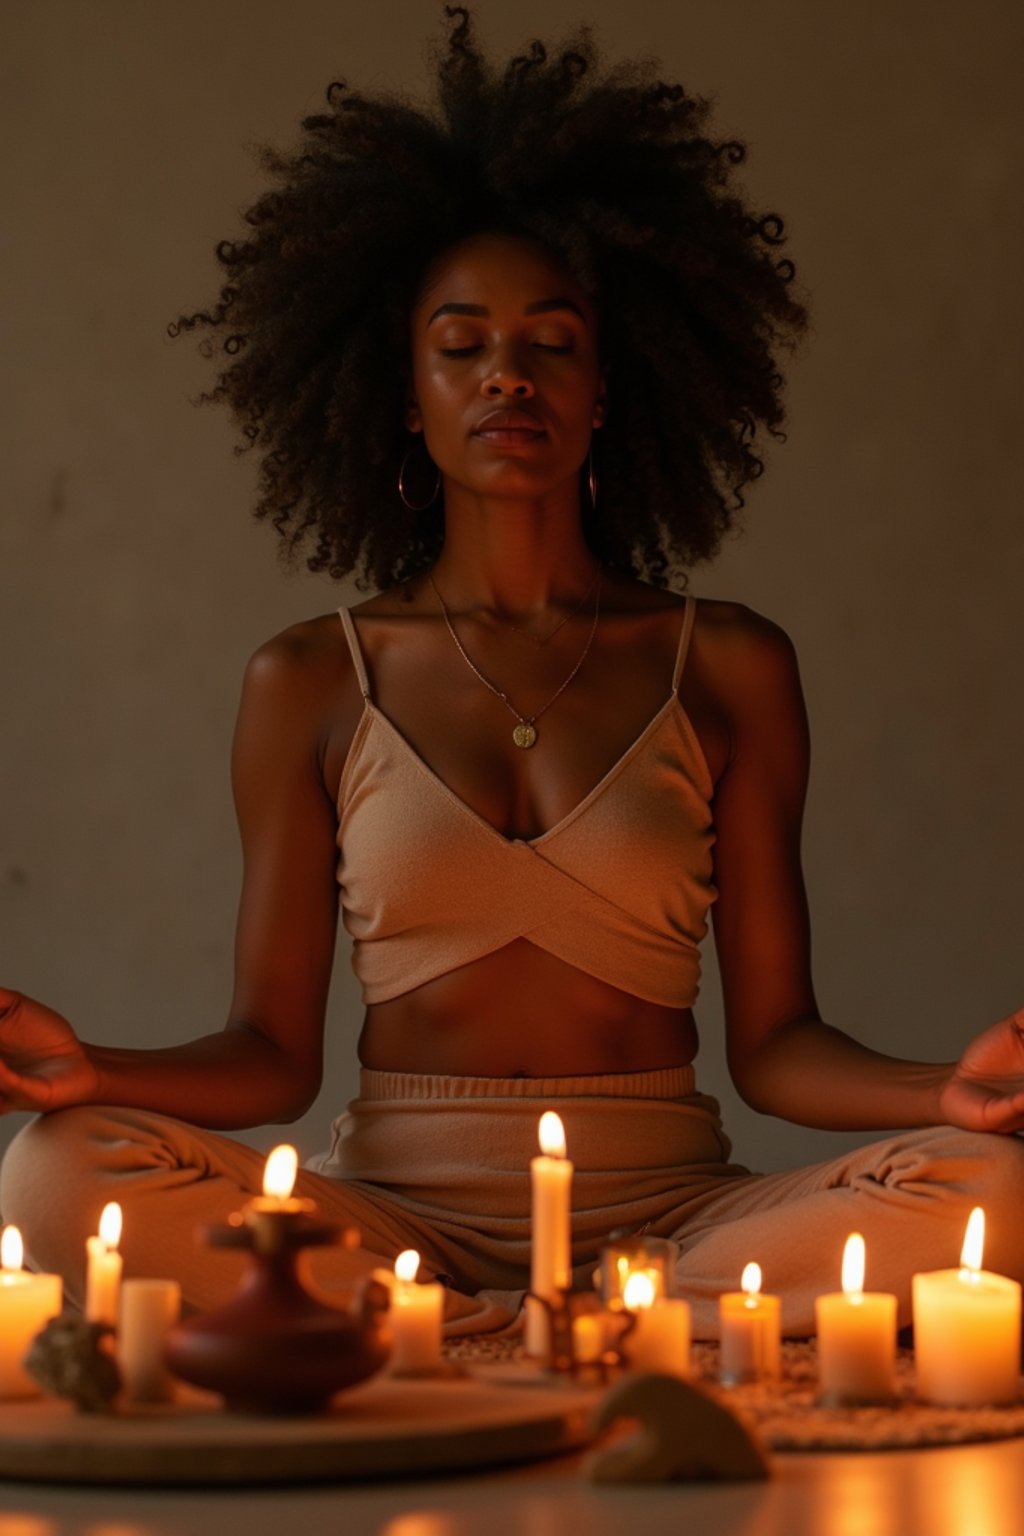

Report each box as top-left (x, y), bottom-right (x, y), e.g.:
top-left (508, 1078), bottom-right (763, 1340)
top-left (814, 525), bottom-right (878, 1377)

top-left (338, 608), bottom-right (372, 700)
top-left (671, 596), bottom-right (697, 694)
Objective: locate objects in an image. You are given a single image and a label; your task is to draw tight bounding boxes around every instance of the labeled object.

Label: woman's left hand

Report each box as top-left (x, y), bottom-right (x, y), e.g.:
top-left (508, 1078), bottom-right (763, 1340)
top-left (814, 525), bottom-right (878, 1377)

top-left (939, 1008), bottom-right (1024, 1133)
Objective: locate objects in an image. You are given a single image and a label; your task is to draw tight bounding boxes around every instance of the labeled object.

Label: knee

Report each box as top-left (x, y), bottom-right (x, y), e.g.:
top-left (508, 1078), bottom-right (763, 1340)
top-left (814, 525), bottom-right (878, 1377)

top-left (0, 1107), bottom-right (121, 1270)
top-left (909, 1127), bottom-right (1024, 1280)
top-left (3, 1109), bottom-right (90, 1215)
top-left (959, 1131), bottom-right (1024, 1280)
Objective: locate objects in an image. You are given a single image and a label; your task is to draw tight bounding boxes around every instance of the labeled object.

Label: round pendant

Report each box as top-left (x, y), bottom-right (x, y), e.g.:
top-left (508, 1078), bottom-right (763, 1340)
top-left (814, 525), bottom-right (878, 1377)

top-left (512, 722), bottom-right (537, 750)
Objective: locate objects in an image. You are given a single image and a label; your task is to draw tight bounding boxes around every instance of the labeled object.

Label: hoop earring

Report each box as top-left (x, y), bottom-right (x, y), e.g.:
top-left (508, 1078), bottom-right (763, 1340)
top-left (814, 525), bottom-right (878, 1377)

top-left (398, 445), bottom-right (441, 511)
top-left (587, 445), bottom-right (598, 509)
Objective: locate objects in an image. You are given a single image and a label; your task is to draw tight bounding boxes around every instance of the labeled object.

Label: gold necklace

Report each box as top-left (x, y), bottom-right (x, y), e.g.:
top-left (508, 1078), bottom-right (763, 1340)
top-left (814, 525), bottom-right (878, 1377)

top-left (503, 573), bottom-right (601, 647)
top-left (428, 573), bottom-right (602, 749)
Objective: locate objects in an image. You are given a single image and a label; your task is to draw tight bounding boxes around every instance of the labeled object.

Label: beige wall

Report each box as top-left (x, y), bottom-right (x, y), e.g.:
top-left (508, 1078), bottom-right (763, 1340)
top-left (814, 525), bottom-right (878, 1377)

top-left (2, 0), bottom-right (1021, 1172)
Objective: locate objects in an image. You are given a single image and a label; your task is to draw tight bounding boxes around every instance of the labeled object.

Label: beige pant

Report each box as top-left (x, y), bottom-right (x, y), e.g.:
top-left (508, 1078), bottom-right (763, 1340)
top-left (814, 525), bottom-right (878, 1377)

top-left (4, 1065), bottom-right (1024, 1338)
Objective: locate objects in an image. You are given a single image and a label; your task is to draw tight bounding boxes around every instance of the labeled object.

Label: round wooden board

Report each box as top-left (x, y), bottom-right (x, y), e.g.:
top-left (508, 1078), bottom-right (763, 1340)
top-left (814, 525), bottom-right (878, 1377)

top-left (0, 1366), bottom-right (602, 1486)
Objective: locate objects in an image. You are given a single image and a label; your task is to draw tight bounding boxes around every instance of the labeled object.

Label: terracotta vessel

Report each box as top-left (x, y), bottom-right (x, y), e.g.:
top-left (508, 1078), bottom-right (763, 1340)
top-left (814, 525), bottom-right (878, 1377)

top-left (163, 1212), bottom-right (391, 1414)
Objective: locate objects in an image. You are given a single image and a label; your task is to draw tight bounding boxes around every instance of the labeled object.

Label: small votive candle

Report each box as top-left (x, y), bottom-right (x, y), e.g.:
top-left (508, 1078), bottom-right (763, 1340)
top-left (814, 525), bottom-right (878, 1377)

top-left (719, 1263), bottom-right (781, 1385)
top-left (599, 1236), bottom-right (673, 1306)
top-left (571, 1312), bottom-right (605, 1365)
top-left (620, 1271), bottom-right (691, 1377)
top-left (85, 1202), bottom-right (123, 1328)
top-left (389, 1250), bottom-right (443, 1375)
top-left (913, 1207), bottom-right (1022, 1406)
top-left (816, 1233), bottom-right (897, 1405)
top-left (118, 1279), bottom-right (182, 1403)
top-left (0, 1226), bottom-right (63, 1400)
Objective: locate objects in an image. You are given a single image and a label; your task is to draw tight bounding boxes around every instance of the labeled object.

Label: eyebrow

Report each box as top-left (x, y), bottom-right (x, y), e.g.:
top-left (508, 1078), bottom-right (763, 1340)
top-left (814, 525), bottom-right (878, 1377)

top-left (426, 297), bottom-right (587, 326)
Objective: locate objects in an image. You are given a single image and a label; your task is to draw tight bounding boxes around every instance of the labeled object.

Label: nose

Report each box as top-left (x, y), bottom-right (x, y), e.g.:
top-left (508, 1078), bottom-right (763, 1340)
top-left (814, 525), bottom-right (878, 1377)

top-left (482, 342), bottom-right (535, 399)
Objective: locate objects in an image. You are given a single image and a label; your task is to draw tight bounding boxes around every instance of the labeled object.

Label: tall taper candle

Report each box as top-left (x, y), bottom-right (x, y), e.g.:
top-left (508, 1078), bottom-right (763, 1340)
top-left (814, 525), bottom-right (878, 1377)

top-left (526, 1111), bottom-right (573, 1358)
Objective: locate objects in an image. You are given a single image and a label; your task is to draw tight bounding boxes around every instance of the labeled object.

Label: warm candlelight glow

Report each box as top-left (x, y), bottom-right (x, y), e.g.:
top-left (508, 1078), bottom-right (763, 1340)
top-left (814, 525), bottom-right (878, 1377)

top-left (98, 1201), bottom-right (122, 1250)
top-left (0, 1226), bottom-right (63, 1398)
top-left (538, 1111), bottom-right (566, 1159)
top-left (741, 1262), bottom-right (762, 1300)
top-left (0, 1227), bottom-right (22, 1272)
top-left (395, 1249), bottom-right (420, 1284)
top-left (622, 1270), bottom-right (657, 1312)
top-left (263, 1144), bottom-right (299, 1200)
top-left (842, 1233), bottom-right (866, 1299)
top-left (960, 1207), bottom-right (985, 1275)
top-left (388, 1249), bottom-right (443, 1374)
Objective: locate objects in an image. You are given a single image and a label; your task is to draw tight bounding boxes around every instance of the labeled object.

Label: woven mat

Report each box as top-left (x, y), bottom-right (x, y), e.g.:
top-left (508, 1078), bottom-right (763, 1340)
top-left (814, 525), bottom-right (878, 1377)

top-left (443, 1335), bottom-right (1024, 1452)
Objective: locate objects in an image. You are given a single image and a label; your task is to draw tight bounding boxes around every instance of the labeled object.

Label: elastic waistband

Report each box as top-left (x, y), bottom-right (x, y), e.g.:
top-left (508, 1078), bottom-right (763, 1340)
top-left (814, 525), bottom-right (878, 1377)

top-left (357, 1064), bottom-right (696, 1103)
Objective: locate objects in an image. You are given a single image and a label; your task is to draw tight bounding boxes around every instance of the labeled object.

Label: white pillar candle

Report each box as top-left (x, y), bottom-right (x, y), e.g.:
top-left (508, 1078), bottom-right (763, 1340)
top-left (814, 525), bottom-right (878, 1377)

top-left (388, 1250), bottom-right (443, 1374)
top-left (85, 1202), bottom-right (123, 1328)
top-left (815, 1234), bottom-right (897, 1405)
top-left (620, 1271), bottom-right (692, 1377)
top-left (0, 1227), bottom-right (63, 1400)
top-left (913, 1207), bottom-right (1022, 1406)
top-left (525, 1112), bottom-right (573, 1358)
top-left (117, 1278), bottom-right (181, 1403)
top-left (719, 1263), bottom-right (781, 1385)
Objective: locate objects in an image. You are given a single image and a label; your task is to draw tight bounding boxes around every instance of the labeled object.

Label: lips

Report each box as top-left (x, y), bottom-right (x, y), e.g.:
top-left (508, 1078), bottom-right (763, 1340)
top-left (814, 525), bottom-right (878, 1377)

top-left (472, 408), bottom-right (547, 442)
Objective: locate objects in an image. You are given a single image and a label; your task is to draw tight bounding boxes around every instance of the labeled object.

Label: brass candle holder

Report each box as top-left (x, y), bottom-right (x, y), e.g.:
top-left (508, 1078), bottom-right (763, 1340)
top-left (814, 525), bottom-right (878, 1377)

top-left (525, 1287), bottom-right (637, 1382)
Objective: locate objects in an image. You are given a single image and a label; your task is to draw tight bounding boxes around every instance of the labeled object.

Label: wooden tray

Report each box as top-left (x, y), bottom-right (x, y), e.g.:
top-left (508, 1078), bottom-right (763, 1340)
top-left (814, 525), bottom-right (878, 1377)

top-left (0, 1366), bottom-right (602, 1486)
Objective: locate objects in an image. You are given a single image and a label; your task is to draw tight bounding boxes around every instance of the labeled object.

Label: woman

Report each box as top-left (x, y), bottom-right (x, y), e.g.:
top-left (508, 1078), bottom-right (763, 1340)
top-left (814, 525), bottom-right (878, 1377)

top-left (2, 9), bottom-right (1023, 1337)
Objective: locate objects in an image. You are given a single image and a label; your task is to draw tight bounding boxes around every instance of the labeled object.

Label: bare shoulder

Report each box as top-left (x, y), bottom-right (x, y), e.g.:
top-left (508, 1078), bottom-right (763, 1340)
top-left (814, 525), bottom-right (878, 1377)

top-left (239, 610), bottom-right (364, 754)
top-left (689, 598), bottom-right (805, 735)
top-left (244, 611), bottom-right (352, 695)
top-left (692, 597), bottom-right (798, 671)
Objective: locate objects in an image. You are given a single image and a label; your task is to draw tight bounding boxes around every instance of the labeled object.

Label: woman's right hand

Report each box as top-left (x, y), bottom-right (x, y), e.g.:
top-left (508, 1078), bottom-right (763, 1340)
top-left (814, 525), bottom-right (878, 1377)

top-left (0, 988), bottom-right (99, 1113)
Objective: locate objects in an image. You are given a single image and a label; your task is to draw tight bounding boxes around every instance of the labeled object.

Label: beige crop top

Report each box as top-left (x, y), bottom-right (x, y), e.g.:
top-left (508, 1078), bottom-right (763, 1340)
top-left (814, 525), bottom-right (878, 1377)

top-left (335, 597), bottom-right (717, 1009)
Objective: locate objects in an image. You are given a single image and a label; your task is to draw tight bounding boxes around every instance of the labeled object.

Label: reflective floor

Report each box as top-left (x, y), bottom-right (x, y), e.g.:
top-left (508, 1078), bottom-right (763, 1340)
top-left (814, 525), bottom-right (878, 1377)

top-left (4, 1437), bottom-right (1024, 1536)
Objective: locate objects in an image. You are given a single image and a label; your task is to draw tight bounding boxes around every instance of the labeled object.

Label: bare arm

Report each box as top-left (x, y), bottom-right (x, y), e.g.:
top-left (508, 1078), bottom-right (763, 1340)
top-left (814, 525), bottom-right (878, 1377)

top-left (0, 623), bottom-right (351, 1130)
top-left (707, 609), bottom-right (996, 1132)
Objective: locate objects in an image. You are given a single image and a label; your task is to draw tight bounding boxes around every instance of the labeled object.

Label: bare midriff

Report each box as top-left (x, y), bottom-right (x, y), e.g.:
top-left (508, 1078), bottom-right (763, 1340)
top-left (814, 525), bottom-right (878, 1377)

top-left (356, 938), bottom-right (699, 1078)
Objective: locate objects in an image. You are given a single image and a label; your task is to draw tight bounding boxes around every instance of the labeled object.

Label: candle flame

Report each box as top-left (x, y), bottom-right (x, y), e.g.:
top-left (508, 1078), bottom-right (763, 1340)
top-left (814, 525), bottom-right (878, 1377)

top-left (1, 1225), bottom-right (23, 1272)
top-left (622, 1270), bottom-right (656, 1311)
top-left (538, 1111), bottom-right (566, 1159)
top-left (98, 1201), bottom-right (122, 1250)
top-left (960, 1206), bottom-right (985, 1273)
top-left (741, 1262), bottom-right (762, 1299)
top-left (263, 1144), bottom-right (299, 1200)
top-left (841, 1233), bottom-right (866, 1297)
top-left (395, 1249), bottom-right (420, 1284)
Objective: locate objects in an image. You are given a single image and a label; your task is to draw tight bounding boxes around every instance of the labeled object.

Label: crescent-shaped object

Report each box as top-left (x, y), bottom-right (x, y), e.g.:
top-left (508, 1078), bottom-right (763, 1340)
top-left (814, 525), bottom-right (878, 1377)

top-left (585, 1371), bottom-right (771, 1483)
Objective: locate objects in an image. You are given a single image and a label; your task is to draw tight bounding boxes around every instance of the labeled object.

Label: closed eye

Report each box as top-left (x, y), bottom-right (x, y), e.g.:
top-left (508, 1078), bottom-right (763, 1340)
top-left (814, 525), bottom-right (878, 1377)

top-left (439, 343), bottom-right (574, 358)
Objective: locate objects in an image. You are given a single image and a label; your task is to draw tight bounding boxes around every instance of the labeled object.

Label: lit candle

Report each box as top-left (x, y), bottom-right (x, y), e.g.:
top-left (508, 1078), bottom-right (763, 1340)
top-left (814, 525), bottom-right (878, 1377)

top-left (719, 1263), bottom-right (781, 1385)
top-left (388, 1250), bottom-right (443, 1375)
top-left (245, 1144), bottom-right (315, 1252)
top-left (913, 1207), bottom-right (1022, 1406)
top-left (571, 1312), bottom-right (605, 1365)
top-left (815, 1234), bottom-right (896, 1405)
top-left (0, 1226), bottom-right (63, 1400)
top-left (525, 1111), bottom-right (573, 1358)
top-left (620, 1271), bottom-right (692, 1377)
top-left (85, 1202), bottom-right (123, 1327)
top-left (117, 1278), bottom-right (182, 1403)
top-left (599, 1235), bottom-right (673, 1307)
